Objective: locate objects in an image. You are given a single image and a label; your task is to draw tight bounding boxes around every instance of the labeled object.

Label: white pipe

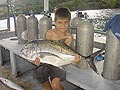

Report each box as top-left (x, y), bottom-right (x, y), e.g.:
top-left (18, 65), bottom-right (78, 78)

top-left (44, 0), bottom-right (49, 12)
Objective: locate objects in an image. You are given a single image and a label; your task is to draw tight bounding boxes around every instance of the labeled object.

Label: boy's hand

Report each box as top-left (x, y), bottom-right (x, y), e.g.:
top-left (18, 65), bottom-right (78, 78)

top-left (72, 54), bottom-right (81, 65)
top-left (33, 57), bottom-right (41, 66)
top-left (64, 35), bottom-right (73, 46)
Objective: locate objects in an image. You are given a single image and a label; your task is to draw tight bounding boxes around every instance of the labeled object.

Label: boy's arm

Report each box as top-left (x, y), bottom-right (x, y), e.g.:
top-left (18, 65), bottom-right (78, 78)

top-left (64, 34), bottom-right (81, 65)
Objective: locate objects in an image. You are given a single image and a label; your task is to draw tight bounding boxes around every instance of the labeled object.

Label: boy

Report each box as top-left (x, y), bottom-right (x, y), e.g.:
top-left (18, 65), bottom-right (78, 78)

top-left (34, 7), bottom-right (80, 90)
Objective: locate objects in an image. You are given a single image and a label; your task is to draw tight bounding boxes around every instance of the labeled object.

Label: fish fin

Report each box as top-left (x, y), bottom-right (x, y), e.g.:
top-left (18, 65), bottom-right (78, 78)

top-left (86, 58), bottom-right (99, 74)
top-left (85, 48), bottom-right (105, 74)
top-left (32, 52), bottom-right (64, 61)
top-left (84, 48), bottom-right (105, 59)
top-left (50, 38), bottom-right (66, 44)
top-left (57, 38), bottom-right (66, 43)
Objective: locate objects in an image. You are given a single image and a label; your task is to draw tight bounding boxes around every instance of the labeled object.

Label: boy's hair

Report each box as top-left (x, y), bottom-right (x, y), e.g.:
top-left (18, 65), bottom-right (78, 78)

top-left (55, 7), bottom-right (71, 21)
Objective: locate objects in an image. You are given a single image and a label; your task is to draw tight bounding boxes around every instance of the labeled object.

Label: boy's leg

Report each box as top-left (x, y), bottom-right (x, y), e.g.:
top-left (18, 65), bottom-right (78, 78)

top-left (42, 81), bottom-right (52, 90)
top-left (33, 63), bottom-right (52, 90)
top-left (49, 65), bottom-right (66, 90)
top-left (51, 77), bottom-right (64, 90)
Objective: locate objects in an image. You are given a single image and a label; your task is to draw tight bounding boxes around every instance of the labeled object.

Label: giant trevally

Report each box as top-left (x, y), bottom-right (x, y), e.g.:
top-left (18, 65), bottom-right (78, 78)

top-left (19, 39), bottom-right (104, 74)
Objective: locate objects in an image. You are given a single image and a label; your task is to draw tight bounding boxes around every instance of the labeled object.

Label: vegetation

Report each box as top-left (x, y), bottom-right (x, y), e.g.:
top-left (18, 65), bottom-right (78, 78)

top-left (0, 0), bottom-right (120, 18)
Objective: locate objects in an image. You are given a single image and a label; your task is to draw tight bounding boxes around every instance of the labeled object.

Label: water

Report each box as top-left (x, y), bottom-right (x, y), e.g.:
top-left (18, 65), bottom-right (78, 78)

top-left (0, 9), bottom-right (120, 31)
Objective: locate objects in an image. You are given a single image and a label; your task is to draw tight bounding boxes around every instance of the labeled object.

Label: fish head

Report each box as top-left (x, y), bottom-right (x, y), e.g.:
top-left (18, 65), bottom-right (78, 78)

top-left (20, 40), bottom-right (42, 59)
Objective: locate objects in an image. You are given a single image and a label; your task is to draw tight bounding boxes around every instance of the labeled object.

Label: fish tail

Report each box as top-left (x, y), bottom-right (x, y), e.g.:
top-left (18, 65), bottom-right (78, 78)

top-left (85, 48), bottom-right (105, 74)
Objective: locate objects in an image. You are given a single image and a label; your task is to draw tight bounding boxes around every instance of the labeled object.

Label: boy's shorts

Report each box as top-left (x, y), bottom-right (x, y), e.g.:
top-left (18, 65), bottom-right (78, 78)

top-left (34, 63), bottom-right (66, 83)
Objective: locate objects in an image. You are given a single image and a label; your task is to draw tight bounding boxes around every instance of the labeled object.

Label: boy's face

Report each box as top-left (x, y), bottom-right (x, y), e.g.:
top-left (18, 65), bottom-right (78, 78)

top-left (55, 18), bottom-right (70, 33)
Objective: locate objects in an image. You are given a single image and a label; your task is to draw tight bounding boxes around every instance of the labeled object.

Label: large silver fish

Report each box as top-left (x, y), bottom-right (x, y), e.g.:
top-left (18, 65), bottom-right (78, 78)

top-left (20, 39), bottom-right (104, 74)
top-left (0, 77), bottom-right (24, 90)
